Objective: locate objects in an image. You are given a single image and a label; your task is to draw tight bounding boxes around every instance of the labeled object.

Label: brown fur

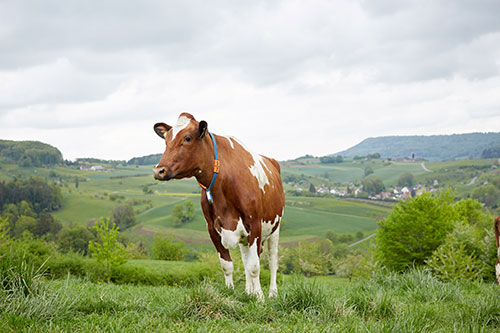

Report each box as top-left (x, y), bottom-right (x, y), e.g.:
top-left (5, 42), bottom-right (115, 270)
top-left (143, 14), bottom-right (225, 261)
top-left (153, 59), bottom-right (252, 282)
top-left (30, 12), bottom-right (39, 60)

top-left (153, 113), bottom-right (285, 263)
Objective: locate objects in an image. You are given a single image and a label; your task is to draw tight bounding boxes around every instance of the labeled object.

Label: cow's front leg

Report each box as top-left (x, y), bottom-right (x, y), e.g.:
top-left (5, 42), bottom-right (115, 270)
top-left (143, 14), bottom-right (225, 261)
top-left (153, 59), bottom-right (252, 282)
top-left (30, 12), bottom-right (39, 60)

top-left (218, 250), bottom-right (234, 288)
top-left (207, 224), bottom-right (234, 288)
top-left (240, 240), bottom-right (263, 299)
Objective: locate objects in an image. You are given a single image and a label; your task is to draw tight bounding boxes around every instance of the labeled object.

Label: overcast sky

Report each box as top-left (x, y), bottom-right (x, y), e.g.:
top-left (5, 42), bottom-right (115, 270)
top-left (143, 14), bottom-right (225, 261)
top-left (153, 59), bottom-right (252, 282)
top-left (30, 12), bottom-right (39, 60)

top-left (1, 0), bottom-right (500, 161)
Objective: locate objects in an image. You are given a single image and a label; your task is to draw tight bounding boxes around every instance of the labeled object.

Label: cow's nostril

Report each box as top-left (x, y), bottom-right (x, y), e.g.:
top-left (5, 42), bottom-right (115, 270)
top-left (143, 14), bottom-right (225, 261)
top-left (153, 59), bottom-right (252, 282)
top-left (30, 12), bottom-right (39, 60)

top-left (159, 168), bottom-right (165, 174)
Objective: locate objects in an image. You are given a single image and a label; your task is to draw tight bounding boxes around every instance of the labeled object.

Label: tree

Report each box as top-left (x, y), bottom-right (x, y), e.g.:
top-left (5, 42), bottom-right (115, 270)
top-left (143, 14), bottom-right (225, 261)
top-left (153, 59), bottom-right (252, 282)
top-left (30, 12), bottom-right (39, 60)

top-left (376, 190), bottom-right (457, 271)
top-left (325, 230), bottom-right (338, 244)
top-left (35, 213), bottom-right (61, 238)
top-left (172, 201), bottom-right (196, 226)
top-left (172, 204), bottom-right (185, 226)
top-left (398, 172), bottom-right (414, 188)
top-left (58, 226), bottom-right (94, 255)
top-left (362, 177), bottom-right (385, 195)
top-left (88, 218), bottom-right (131, 281)
top-left (74, 176), bottom-right (79, 189)
top-left (184, 200), bottom-right (195, 222)
top-left (364, 166), bottom-right (374, 176)
top-left (309, 183), bottom-right (316, 193)
top-left (152, 234), bottom-right (187, 261)
top-left (13, 215), bottom-right (37, 238)
top-left (112, 205), bottom-right (136, 229)
top-left (472, 184), bottom-right (499, 208)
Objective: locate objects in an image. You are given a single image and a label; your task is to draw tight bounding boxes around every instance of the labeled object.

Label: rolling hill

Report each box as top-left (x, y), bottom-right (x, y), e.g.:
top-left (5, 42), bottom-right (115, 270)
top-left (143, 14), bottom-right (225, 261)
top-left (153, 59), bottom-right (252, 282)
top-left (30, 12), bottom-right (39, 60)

top-left (334, 132), bottom-right (500, 161)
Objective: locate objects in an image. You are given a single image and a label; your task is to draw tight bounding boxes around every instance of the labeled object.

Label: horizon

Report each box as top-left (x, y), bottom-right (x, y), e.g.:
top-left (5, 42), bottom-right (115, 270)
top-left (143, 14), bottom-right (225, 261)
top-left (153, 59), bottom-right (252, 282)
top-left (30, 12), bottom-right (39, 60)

top-left (3, 130), bottom-right (500, 162)
top-left (1, 1), bottom-right (500, 161)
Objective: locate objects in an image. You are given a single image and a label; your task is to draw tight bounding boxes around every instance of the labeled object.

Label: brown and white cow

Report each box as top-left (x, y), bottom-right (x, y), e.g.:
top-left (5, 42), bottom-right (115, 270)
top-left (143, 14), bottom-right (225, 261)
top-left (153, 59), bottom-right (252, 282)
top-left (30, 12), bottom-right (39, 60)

top-left (152, 113), bottom-right (285, 298)
top-left (495, 216), bottom-right (500, 284)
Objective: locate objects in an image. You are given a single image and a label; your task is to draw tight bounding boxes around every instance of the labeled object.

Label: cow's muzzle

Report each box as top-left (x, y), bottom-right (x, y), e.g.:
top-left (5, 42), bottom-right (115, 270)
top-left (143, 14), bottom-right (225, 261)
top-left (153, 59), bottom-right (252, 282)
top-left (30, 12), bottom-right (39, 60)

top-left (153, 166), bottom-right (174, 181)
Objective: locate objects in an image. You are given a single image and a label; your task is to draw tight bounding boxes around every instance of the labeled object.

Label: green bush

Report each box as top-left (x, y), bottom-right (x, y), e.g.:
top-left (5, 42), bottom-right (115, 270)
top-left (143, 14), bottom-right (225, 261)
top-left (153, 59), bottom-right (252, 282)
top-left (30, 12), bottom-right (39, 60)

top-left (426, 243), bottom-right (484, 282)
top-left (152, 235), bottom-right (187, 261)
top-left (376, 190), bottom-right (457, 271)
top-left (280, 239), bottom-right (335, 276)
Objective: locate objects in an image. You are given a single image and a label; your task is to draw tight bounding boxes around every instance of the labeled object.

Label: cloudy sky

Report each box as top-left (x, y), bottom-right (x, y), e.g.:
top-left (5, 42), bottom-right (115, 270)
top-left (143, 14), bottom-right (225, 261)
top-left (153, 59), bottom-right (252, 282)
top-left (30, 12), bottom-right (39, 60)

top-left (1, 0), bottom-right (500, 161)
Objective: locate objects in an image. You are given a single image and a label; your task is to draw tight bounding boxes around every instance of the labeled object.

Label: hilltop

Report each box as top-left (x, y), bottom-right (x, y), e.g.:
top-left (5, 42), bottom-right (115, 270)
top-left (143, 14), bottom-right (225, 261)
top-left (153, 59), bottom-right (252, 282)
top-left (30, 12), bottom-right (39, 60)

top-left (0, 139), bottom-right (63, 166)
top-left (334, 132), bottom-right (500, 161)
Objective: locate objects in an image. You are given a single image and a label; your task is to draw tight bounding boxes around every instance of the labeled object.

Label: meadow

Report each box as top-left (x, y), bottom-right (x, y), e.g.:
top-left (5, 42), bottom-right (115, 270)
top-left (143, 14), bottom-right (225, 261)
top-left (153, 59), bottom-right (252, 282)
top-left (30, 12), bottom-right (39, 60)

top-left (2, 268), bottom-right (500, 332)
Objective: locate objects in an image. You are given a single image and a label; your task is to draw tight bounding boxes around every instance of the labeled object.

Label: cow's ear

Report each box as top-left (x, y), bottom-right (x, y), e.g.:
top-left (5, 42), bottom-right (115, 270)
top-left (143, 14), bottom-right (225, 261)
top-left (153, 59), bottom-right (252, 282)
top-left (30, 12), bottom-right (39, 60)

top-left (198, 121), bottom-right (208, 139)
top-left (154, 123), bottom-right (172, 139)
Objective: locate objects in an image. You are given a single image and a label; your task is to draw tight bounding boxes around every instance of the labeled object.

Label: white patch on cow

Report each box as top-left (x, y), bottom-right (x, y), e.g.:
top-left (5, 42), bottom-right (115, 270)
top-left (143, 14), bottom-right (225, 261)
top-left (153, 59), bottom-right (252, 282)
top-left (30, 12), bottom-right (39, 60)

top-left (155, 163), bottom-right (159, 168)
top-left (218, 253), bottom-right (234, 288)
top-left (249, 154), bottom-right (270, 193)
top-left (496, 263), bottom-right (500, 284)
top-left (228, 136), bottom-right (270, 193)
top-left (261, 214), bottom-right (280, 242)
top-left (220, 218), bottom-right (248, 249)
top-left (240, 239), bottom-right (263, 299)
top-left (261, 219), bottom-right (274, 243)
top-left (171, 115), bottom-right (191, 140)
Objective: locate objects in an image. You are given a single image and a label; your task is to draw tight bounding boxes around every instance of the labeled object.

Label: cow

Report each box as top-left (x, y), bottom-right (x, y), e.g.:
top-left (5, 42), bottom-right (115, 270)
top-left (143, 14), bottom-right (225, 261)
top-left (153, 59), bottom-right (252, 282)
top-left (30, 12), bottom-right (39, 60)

top-left (152, 113), bottom-right (285, 299)
top-left (495, 216), bottom-right (500, 284)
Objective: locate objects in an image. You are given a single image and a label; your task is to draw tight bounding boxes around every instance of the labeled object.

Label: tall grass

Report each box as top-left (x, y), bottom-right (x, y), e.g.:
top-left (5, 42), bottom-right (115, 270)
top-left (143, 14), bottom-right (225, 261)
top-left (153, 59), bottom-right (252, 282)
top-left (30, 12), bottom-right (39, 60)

top-left (1, 266), bottom-right (500, 331)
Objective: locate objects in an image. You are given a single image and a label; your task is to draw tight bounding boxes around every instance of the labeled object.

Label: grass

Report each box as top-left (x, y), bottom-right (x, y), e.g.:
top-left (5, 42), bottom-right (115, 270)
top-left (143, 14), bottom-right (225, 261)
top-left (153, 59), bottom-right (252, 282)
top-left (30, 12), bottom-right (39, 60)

top-left (2, 268), bottom-right (500, 332)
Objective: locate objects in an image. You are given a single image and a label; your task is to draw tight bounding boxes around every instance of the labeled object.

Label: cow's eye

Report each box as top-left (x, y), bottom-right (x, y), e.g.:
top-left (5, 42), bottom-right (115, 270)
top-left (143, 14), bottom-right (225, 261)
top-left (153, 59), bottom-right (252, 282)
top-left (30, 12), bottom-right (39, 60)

top-left (185, 136), bottom-right (192, 142)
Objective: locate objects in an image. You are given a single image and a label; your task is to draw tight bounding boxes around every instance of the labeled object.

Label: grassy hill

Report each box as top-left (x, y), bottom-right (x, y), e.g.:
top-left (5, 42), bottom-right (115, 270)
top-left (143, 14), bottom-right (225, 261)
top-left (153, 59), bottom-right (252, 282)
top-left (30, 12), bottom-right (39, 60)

top-left (334, 132), bottom-right (500, 161)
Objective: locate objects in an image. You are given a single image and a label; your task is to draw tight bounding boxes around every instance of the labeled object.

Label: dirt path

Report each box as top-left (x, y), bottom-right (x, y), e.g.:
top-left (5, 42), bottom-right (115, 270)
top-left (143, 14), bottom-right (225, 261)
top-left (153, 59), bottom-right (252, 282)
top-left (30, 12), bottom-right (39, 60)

top-left (348, 232), bottom-right (376, 247)
top-left (421, 162), bottom-right (433, 172)
top-left (466, 176), bottom-right (478, 186)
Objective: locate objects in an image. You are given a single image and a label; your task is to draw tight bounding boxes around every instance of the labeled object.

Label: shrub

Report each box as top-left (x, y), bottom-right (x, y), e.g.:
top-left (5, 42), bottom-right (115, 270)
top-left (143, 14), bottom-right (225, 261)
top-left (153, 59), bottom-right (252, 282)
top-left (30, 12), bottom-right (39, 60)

top-left (426, 243), bottom-right (484, 282)
top-left (88, 218), bottom-right (131, 281)
top-left (58, 226), bottom-right (94, 255)
top-left (152, 235), bottom-right (187, 261)
top-left (112, 205), bottom-right (136, 229)
top-left (280, 239), bottom-right (335, 276)
top-left (376, 190), bottom-right (457, 271)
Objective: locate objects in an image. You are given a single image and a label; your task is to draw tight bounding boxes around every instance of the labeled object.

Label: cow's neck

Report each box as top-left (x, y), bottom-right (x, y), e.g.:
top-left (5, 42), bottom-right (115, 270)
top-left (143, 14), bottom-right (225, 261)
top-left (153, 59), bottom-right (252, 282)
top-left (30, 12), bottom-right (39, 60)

top-left (195, 134), bottom-right (220, 191)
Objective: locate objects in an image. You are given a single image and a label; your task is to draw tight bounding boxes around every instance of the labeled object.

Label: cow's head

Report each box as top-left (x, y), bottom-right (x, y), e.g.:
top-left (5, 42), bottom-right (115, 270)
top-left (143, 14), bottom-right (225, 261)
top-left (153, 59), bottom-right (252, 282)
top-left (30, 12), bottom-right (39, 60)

top-left (153, 113), bottom-right (210, 181)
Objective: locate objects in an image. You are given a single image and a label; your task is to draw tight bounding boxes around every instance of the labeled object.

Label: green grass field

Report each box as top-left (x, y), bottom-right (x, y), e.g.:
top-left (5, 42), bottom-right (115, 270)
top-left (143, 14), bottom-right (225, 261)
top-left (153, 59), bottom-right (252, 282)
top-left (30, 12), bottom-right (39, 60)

top-left (2, 268), bottom-right (500, 332)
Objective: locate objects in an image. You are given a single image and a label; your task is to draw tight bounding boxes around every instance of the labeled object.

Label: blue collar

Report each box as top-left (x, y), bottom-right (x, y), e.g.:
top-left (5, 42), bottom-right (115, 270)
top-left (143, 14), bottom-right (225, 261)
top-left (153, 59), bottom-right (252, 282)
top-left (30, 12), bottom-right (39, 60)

top-left (198, 131), bottom-right (219, 204)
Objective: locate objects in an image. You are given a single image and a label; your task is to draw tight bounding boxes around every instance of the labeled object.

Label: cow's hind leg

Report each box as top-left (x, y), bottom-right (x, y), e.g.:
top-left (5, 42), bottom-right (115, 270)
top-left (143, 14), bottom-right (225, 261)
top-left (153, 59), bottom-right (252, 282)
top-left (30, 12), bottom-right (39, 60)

top-left (267, 227), bottom-right (280, 297)
top-left (240, 241), bottom-right (263, 300)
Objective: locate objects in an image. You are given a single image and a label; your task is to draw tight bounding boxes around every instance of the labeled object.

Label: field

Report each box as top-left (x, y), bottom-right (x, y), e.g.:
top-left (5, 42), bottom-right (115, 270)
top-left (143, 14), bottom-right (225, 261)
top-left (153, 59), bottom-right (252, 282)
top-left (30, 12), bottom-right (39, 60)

top-left (2, 268), bottom-right (500, 332)
top-left (3, 156), bottom-right (499, 254)
top-left (0, 162), bottom-right (392, 252)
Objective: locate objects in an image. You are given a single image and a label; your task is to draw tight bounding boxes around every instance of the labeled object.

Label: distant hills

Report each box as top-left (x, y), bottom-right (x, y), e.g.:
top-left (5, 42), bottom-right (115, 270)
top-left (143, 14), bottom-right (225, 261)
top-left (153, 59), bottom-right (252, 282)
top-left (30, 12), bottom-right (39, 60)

top-left (0, 140), bottom-right (63, 166)
top-left (334, 132), bottom-right (500, 161)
